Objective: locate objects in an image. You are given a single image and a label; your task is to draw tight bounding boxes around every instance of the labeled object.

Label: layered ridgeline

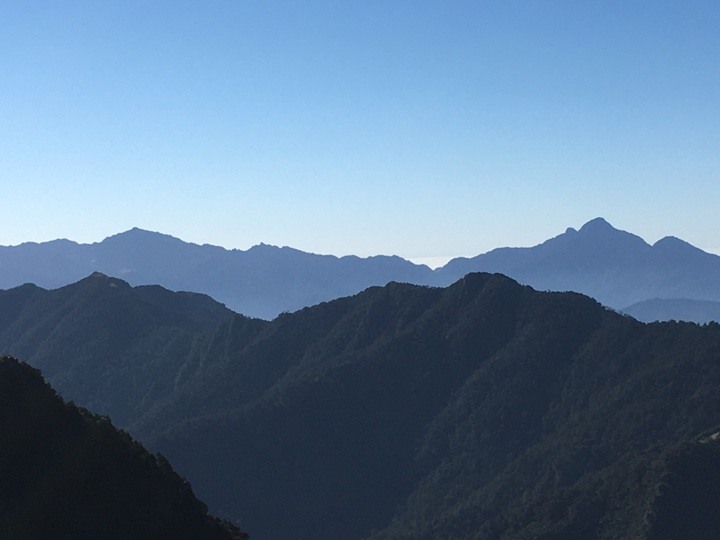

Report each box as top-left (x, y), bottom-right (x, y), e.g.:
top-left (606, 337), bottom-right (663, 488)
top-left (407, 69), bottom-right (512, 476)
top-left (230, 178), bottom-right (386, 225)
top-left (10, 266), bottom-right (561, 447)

top-left (0, 228), bottom-right (430, 319)
top-left (0, 272), bottom-right (241, 426)
top-left (435, 217), bottom-right (720, 318)
top-left (0, 356), bottom-right (247, 539)
top-left (3, 273), bottom-right (720, 538)
top-left (2, 218), bottom-right (720, 321)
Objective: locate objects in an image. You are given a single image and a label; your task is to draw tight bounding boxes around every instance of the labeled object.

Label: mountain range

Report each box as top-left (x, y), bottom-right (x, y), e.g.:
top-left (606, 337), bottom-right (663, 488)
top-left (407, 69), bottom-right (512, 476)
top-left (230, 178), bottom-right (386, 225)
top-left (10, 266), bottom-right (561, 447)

top-left (2, 218), bottom-right (720, 321)
top-left (435, 217), bottom-right (720, 313)
top-left (3, 273), bottom-right (720, 538)
top-left (0, 228), bottom-right (429, 320)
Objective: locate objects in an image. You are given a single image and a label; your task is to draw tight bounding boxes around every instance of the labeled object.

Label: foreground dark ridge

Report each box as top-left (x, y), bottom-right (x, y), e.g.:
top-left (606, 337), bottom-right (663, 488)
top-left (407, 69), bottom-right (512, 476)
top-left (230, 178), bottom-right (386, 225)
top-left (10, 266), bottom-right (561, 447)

top-left (3, 273), bottom-right (720, 538)
top-left (0, 356), bottom-right (247, 539)
top-left (2, 218), bottom-right (720, 321)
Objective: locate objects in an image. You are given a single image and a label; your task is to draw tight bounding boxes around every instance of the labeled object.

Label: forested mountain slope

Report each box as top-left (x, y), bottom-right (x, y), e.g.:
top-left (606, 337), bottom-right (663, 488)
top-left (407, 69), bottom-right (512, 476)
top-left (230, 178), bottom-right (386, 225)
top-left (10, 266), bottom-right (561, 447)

top-left (4, 273), bottom-right (720, 538)
top-left (129, 274), bottom-right (720, 540)
top-left (0, 356), bottom-right (247, 539)
top-left (0, 272), bottom-right (242, 425)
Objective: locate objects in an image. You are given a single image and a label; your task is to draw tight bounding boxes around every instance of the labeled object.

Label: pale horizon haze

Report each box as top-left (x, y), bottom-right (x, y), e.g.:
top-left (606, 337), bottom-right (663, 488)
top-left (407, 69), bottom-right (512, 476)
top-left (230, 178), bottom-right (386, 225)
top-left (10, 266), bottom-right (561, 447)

top-left (2, 2), bottom-right (719, 260)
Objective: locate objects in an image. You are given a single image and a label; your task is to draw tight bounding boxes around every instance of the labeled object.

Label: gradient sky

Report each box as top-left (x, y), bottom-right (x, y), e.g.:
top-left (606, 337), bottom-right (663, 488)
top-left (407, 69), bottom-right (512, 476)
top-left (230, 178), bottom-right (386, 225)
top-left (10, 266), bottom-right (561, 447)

top-left (2, 1), bottom-right (719, 264)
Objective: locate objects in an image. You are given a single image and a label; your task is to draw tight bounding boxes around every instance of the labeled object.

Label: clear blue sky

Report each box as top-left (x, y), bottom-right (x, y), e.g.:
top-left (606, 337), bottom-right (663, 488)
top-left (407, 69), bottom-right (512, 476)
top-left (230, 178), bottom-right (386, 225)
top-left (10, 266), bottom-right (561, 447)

top-left (2, 1), bottom-right (719, 264)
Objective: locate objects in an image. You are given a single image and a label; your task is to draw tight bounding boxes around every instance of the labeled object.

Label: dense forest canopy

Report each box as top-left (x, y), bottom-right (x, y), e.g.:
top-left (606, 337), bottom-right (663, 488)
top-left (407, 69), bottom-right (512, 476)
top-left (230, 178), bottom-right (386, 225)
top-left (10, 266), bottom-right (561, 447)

top-left (0, 356), bottom-right (247, 539)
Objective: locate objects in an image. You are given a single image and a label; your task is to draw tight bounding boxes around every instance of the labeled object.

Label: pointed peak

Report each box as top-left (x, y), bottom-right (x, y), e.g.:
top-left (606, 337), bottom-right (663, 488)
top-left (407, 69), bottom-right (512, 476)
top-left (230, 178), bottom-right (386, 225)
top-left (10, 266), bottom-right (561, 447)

top-left (111, 227), bottom-right (166, 239)
top-left (77, 272), bottom-right (131, 289)
top-left (544, 217), bottom-right (650, 251)
top-left (653, 236), bottom-right (706, 255)
top-left (578, 217), bottom-right (615, 233)
top-left (654, 235), bottom-right (689, 247)
top-left (100, 228), bottom-right (187, 248)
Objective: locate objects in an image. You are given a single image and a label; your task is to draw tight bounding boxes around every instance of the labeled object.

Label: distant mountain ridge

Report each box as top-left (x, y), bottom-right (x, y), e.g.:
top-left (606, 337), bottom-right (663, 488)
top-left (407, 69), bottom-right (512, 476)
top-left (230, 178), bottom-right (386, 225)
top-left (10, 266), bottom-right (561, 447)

top-left (623, 298), bottom-right (720, 324)
top-left (435, 217), bottom-right (720, 310)
top-left (2, 218), bottom-right (720, 320)
top-left (0, 228), bottom-right (432, 319)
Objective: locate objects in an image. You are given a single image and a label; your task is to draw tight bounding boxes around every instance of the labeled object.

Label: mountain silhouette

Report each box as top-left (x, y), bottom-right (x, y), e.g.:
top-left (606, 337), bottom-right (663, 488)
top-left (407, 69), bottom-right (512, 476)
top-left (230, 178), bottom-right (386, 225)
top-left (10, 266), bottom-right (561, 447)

top-left (4, 273), bottom-right (720, 538)
top-left (0, 230), bottom-right (432, 319)
top-left (436, 217), bottom-right (720, 312)
top-left (2, 218), bottom-right (720, 321)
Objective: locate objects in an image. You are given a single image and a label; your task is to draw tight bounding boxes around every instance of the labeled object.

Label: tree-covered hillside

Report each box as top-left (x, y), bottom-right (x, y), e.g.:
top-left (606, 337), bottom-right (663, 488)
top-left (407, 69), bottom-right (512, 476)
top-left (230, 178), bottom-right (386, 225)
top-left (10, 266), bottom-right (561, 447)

top-left (0, 272), bottom-right (244, 426)
top-left (0, 355), bottom-right (247, 539)
top-left (131, 274), bottom-right (720, 539)
top-left (4, 273), bottom-right (720, 539)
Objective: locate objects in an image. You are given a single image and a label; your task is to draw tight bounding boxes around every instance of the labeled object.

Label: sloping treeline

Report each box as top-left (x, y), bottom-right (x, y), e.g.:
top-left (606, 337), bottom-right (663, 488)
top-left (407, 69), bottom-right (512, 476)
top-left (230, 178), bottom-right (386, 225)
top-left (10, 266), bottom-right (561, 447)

top-left (0, 356), bottom-right (247, 539)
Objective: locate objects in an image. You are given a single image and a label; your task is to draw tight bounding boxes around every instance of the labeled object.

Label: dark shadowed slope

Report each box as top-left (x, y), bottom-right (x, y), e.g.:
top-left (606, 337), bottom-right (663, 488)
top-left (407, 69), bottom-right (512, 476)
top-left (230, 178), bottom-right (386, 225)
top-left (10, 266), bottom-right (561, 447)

top-left (0, 356), bottom-right (247, 539)
top-left (3, 273), bottom-right (720, 537)
top-left (121, 274), bottom-right (720, 540)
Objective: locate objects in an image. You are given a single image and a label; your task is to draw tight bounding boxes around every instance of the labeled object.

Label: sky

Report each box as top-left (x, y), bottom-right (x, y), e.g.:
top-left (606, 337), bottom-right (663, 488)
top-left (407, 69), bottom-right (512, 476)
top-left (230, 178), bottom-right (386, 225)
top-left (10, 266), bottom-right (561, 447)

top-left (1, 1), bottom-right (719, 266)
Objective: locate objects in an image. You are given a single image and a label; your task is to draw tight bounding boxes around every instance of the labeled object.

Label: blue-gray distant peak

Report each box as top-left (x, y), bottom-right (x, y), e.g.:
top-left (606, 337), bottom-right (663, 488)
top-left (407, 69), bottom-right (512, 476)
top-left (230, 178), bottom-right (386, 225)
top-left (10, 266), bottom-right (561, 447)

top-left (573, 217), bottom-right (646, 244)
top-left (578, 217), bottom-right (615, 233)
top-left (3, 220), bottom-right (719, 320)
top-left (102, 228), bottom-right (185, 246)
top-left (108, 227), bottom-right (160, 238)
top-left (246, 242), bottom-right (287, 254)
top-left (567, 217), bottom-right (650, 250)
top-left (652, 235), bottom-right (705, 255)
top-left (433, 217), bottom-right (720, 310)
top-left (527, 218), bottom-right (648, 254)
